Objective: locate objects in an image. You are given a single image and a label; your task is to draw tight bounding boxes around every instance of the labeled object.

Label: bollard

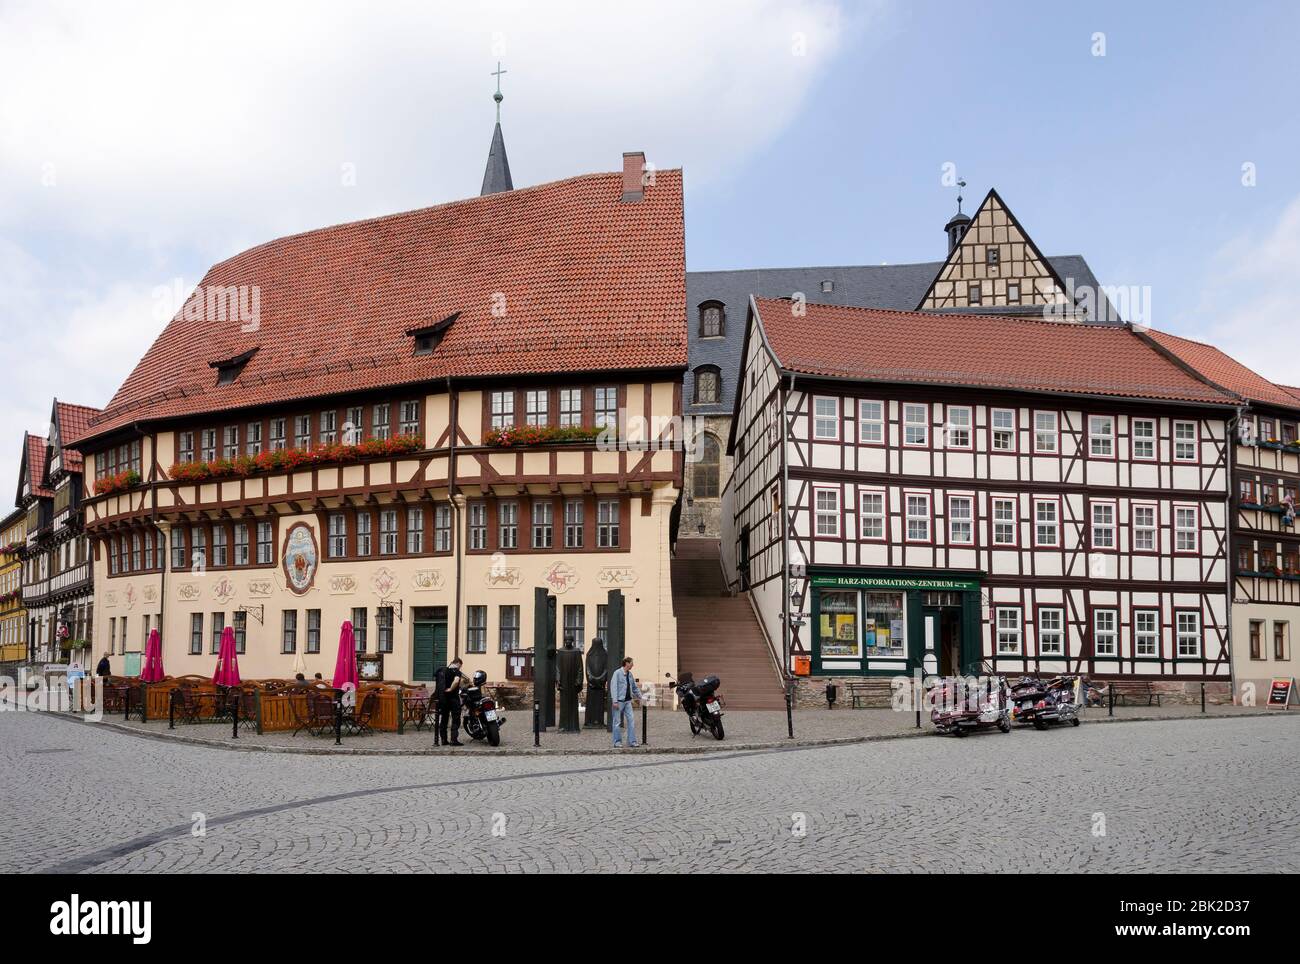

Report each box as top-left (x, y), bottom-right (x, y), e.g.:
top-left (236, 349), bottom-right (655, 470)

top-left (1108, 683), bottom-right (1114, 718)
top-left (785, 688), bottom-right (794, 739)
top-left (334, 698), bottom-right (342, 746)
top-left (642, 702), bottom-right (648, 747)
top-left (916, 676), bottom-right (922, 729)
top-left (169, 691), bottom-right (175, 730)
top-left (533, 701), bottom-right (540, 747)
top-left (1201, 681), bottom-right (1206, 714)
top-left (232, 693), bottom-right (240, 740)
top-left (124, 686), bottom-right (131, 721)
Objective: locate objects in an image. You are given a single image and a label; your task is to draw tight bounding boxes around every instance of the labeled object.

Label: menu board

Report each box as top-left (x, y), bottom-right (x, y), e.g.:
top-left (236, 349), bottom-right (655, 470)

top-left (1267, 677), bottom-right (1296, 708)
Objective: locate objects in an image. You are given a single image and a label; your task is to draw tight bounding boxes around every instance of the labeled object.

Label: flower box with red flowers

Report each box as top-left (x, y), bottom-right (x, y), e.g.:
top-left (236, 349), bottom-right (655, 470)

top-left (93, 470), bottom-right (142, 496)
top-left (167, 435), bottom-right (423, 482)
top-left (484, 425), bottom-right (606, 448)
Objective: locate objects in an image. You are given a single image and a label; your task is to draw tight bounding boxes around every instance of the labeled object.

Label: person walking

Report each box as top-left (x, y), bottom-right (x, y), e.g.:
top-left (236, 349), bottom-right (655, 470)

top-left (610, 656), bottom-right (642, 748)
top-left (95, 653), bottom-right (111, 677)
top-left (434, 657), bottom-right (464, 746)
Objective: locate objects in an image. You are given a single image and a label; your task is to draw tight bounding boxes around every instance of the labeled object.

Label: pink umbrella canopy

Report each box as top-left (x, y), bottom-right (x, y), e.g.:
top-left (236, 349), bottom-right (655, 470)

top-left (212, 625), bottom-right (241, 687)
top-left (140, 628), bottom-right (165, 682)
top-left (332, 620), bottom-right (359, 690)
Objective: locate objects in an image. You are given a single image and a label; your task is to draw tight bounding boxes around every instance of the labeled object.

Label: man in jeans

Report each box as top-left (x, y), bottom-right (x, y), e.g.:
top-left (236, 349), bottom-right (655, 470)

top-left (610, 656), bottom-right (642, 748)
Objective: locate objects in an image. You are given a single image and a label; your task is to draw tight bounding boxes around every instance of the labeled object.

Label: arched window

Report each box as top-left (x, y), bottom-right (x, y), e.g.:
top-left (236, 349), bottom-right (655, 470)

top-left (698, 301), bottom-right (725, 338)
top-left (693, 365), bottom-right (721, 404)
top-left (693, 433), bottom-right (721, 498)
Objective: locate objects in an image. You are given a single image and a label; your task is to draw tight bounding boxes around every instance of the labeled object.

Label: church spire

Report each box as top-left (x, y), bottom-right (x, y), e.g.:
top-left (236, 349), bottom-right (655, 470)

top-left (480, 62), bottom-right (514, 195)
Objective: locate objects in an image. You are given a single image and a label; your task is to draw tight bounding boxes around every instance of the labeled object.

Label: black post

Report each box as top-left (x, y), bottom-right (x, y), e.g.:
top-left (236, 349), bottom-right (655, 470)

top-left (1108, 683), bottom-right (1114, 718)
top-left (785, 685), bottom-right (794, 739)
top-left (232, 692), bottom-right (239, 740)
top-left (334, 697), bottom-right (342, 746)
top-left (168, 690), bottom-right (174, 730)
top-left (1200, 681), bottom-right (1206, 714)
top-left (642, 701), bottom-right (648, 747)
top-left (916, 674), bottom-right (922, 729)
top-left (533, 588), bottom-right (557, 730)
top-left (532, 700), bottom-right (540, 747)
top-left (124, 685), bottom-right (130, 721)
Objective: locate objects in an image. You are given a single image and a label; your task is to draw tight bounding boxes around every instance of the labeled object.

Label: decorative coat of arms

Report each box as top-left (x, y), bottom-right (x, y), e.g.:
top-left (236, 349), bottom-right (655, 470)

top-left (281, 522), bottom-right (319, 596)
top-left (328, 574), bottom-right (358, 595)
top-left (247, 578), bottom-right (275, 598)
top-left (371, 566), bottom-right (398, 598)
top-left (213, 576), bottom-right (237, 604)
top-left (412, 569), bottom-right (445, 591)
top-left (597, 566), bottom-right (638, 588)
top-left (177, 583), bottom-right (202, 602)
top-left (542, 562), bottom-right (579, 594)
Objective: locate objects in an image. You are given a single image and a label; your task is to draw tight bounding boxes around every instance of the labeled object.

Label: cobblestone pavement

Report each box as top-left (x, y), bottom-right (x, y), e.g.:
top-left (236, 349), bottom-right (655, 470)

top-left (2, 711), bottom-right (1297, 873)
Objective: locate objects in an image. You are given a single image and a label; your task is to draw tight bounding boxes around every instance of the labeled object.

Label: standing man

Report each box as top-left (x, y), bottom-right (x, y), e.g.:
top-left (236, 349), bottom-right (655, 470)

top-left (610, 656), bottom-right (641, 748)
top-left (434, 657), bottom-right (464, 746)
top-left (95, 653), bottom-right (111, 677)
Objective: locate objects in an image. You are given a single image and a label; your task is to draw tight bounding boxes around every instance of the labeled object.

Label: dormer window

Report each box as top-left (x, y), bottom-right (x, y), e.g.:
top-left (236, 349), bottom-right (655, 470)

top-left (820, 280), bottom-right (834, 294)
top-left (407, 312), bottom-right (459, 356)
top-left (209, 347), bottom-right (258, 385)
top-left (698, 302), bottom-right (725, 338)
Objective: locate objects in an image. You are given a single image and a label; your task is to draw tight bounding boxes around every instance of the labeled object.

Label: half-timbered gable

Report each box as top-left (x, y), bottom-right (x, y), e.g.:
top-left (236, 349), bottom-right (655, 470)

top-left (724, 298), bottom-right (1237, 698)
top-left (73, 155), bottom-right (687, 685)
top-left (1140, 329), bottom-right (1300, 700)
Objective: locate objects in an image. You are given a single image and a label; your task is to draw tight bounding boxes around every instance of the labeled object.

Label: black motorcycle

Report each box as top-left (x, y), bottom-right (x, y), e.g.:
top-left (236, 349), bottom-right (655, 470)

top-left (666, 672), bottom-right (725, 740)
top-left (459, 670), bottom-right (504, 746)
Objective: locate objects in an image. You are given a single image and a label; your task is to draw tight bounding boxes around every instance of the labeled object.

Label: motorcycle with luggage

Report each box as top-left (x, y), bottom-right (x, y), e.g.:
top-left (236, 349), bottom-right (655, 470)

top-left (666, 672), bottom-right (725, 740)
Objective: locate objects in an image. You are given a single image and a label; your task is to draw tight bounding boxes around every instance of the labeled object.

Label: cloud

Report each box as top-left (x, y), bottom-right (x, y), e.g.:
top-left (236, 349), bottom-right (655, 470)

top-left (0, 0), bottom-right (865, 499)
top-left (1190, 195), bottom-right (1300, 387)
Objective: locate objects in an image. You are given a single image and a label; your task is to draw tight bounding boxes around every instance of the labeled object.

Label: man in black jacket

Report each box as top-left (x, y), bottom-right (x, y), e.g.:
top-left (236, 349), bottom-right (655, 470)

top-left (434, 658), bottom-right (464, 746)
top-left (95, 653), bottom-right (111, 677)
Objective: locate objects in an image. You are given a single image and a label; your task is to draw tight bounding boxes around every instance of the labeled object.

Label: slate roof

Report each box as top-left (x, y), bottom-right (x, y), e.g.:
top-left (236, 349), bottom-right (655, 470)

top-left (750, 298), bottom-right (1237, 406)
top-left (1141, 329), bottom-right (1300, 412)
top-left (76, 168), bottom-right (687, 445)
top-left (480, 121), bottom-right (514, 196)
top-left (685, 254), bottom-right (1113, 415)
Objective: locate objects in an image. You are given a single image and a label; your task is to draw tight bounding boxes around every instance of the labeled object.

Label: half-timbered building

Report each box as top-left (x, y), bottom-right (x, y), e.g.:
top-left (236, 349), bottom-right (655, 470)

top-left (1138, 331), bottom-right (1300, 701)
top-left (0, 507), bottom-right (26, 666)
top-left (72, 152), bottom-right (686, 686)
top-left (723, 297), bottom-right (1237, 700)
top-left (15, 400), bottom-right (99, 666)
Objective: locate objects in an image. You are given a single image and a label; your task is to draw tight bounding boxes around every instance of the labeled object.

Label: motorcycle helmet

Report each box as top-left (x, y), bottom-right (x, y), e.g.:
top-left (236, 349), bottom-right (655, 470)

top-left (472, 670), bottom-right (487, 687)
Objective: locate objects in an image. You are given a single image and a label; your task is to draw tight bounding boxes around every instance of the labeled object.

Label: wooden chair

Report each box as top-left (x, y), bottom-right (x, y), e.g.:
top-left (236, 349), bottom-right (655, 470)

top-left (346, 691), bottom-right (378, 736)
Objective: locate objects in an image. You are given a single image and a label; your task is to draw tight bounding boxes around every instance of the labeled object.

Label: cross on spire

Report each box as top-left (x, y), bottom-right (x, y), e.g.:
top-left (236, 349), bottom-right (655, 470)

top-left (491, 61), bottom-right (507, 122)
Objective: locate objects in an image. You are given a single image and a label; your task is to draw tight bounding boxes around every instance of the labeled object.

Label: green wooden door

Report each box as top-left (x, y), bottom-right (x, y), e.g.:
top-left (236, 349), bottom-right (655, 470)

top-left (412, 618), bottom-right (447, 682)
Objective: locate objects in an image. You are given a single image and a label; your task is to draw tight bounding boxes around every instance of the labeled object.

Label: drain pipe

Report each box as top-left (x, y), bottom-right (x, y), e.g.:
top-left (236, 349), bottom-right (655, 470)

top-left (447, 377), bottom-right (463, 659)
top-left (780, 373), bottom-right (794, 679)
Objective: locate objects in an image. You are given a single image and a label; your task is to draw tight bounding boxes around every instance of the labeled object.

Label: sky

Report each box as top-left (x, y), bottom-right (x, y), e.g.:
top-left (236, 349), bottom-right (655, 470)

top-left (2, 0), bottom-right (1299, 501)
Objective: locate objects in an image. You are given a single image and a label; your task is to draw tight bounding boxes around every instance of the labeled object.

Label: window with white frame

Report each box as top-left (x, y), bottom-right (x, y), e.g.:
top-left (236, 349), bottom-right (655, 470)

top-left (499, 605), bottom-right (520, 652)
top-left (377, 606), bottom-right (394, 652)
top-left (405, 506), bottom-right (424, 553)
top-left (1173, 421), bottom-right (1198, 462)
top-left (1035, 499), bottom-right (1059, 547)
top-left (1034, 411), bottom-right (1058, 453)
top-left (319, 410), bottom-right (337, 444)
top-left (490, 391), bottom-right (514, 429)
top-left (257, 521), bottom-right (273, 563)
top-left (858, 400), bottom-right (884, 444)
top-left (355, 513), bottom-right (371, 556)
top-left (1133, 504), bottom-right (1157, 551)
top-left (499, 502), bottom-right (519, 549)
top-left (991, 409), bottom-right (1015, 451)
top-left (1174, 505), bottom-right (1198, 552)
top-left (559, 389), bottom-right (582, 427)
top-left (1089, 415), bottom-right (1114, 457)
top-left (948, 495), bottom-right (973, 544)
top-left (1091, 501), bottom-right (1115, 549)
top-left (1093, 609), bottom-right (1118, 656)
top-left (594, 386), bottom-right (618, 430)
top-left (434, 504), bottom-right (451, 552)
top-left (946, 406), bottom-right (972, 448)
top-left (344, 407), bottom-right (364, 443)
top-left (859, 491), bottom-right (884, 540)
top-left (903, 404), bottom-right (928, 446)
top-left (906, 493), bottom-right (931, 542)
top-left (468, 502), bottom-right (487, 550)
top-left (399, 400), bottom-right (420, 436)
top-left (328, 513), bottom-right (347, 558)
top-left (531, 501), bottom-right (554, 549)
top-left (597, 500), bottom-right (620, 547)
top-left (306, 609), bottom-right (321, 654)
top-left (179, 431), bottom-right (195, 463)
top-left (281, 610), bottom-right (297, 654)
top-left (234, 524), bottom-right (249, 565)
top-left (992, 498), bottom-right (1017, 546)
top-left (269, 418), bottom-right (286, 451)
top-left (212, 527), bottom-right (227, 567)
top-left (222, 425), bottom-right (239, 458)
top-left (293, 415), bottom-right (311, 449)
top-left (466, 606), bottom-right (487, 654)
top-left (564, 499), bottom-right (584, 548)
top-left (996, 607), bottom-right (1022, 654)
top-left (379, 509), bottom-right (398, 554)
top-left (525, 390), bottom-right (549, 426)
top-left (245, 421), bottom-right (262, 455)
top-left (813, 397), bottom-right (838, 440)
top-left (372, 403), bottom-right (391, 440)
top-left (1038, 608), bottom-right (1064, 655)
top-left (1132, 418), bottom-right (1156, 460)
top-left (815, 488), bottom-right (840, 537)
top-left (1176, 611), bottom-right (1201, 657)
top-left (1135, 609), bottom-right (1159, 657)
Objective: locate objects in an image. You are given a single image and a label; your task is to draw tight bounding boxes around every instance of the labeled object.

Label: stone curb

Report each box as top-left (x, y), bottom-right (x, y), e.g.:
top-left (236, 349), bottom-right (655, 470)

top-left (28, 706), bottom-right (1294, 758)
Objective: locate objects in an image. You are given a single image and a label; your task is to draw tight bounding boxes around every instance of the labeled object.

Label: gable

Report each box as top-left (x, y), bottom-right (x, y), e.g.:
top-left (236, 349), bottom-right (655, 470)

top-left (918, 189), bottom-right (1075, 314)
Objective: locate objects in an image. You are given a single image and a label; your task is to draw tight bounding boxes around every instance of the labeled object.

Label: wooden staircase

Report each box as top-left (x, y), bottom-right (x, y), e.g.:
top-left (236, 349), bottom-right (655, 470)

top-left (672, 539), bottom-right (785, 710)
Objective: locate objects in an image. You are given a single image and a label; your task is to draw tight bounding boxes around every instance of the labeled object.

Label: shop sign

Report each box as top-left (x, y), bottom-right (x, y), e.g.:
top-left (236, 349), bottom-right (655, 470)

top-left (1267, 677), bottom-right (1296, 708)
top-left (811, 575), bottom-right (980, 592)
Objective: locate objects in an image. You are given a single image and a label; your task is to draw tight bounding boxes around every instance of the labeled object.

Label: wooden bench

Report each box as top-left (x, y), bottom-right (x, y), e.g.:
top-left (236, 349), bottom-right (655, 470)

top-left (1109, 680), bottom-right (1161, 706)
top-left (846, 678), bottom-right (894, 708)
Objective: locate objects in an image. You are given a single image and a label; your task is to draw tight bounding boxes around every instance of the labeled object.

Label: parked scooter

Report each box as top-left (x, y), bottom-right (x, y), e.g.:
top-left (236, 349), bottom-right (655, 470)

top-left (1008, 675), bottom-right (1081, 730)
top-left (459, 670), bottom-right (504, 746)
top-left (929, 675), bottom-right (1011, 737)
top-left (666, 672), bottom-right (725, 740)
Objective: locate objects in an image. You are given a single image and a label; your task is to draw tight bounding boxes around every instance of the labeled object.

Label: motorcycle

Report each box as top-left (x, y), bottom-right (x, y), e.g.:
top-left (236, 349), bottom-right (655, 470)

top-left (459, 670), bottom-right (504, 746)
top-left (929, 675), bottom-right (1011, 737)
top-left (1008, 675), bottom-right (1081, 730)
top-left (666, 672), bottom-right (725, 740)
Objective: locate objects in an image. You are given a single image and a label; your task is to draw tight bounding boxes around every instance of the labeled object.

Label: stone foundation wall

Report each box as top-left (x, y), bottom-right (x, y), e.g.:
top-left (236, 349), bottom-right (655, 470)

top-left (791, 675), bottom-right (1234, 709)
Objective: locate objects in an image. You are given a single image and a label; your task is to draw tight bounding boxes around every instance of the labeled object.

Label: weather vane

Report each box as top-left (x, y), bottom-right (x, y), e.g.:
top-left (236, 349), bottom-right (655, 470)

top-left (491, 61), bottom-right (507, 123)
top-left (957, 178), bottom-right (966, 215)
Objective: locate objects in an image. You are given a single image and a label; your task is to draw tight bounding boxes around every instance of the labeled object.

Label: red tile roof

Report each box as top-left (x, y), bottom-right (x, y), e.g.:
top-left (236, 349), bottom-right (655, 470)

top-left (23, 434), bottom-right (52, 499)
top-left (75, 168), bottom-right (687, 445)
top-left (53, 401), bottom-right (101, 474)
top-left (751, 298), bottom-right (1237, 405)
top-left (1142, 329), bottom-right (1300, 411)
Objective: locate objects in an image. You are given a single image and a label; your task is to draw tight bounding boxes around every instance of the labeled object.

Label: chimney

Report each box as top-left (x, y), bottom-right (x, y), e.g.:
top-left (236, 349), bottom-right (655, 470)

top-left (622, 151), bottom-right (645, 202)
